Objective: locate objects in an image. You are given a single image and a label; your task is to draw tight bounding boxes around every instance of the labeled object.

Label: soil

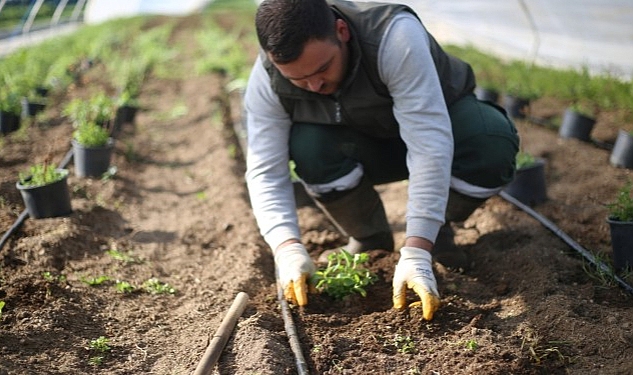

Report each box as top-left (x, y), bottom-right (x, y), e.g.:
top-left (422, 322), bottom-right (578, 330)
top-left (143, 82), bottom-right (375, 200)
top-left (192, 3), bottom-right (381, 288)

top-left (2, 11), bottom-right (633, 375)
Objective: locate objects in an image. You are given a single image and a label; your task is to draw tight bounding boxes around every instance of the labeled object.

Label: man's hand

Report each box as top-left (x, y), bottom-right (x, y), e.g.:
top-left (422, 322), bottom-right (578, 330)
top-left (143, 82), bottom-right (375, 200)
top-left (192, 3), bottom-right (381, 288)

top-left (392, 246), bottom-right (441, 320)
top-left (274, 242), bottom-right (316, 306)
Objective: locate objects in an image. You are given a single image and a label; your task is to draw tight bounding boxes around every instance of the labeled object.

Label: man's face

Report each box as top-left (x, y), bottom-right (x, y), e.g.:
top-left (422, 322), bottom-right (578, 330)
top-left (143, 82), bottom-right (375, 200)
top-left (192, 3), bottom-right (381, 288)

top-left (270, 19), bottom-right (350, 95)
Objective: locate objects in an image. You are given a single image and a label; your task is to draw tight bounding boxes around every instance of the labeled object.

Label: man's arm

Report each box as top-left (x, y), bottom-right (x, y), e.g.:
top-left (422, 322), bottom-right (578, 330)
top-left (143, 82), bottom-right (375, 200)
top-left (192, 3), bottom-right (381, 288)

top-left (377, 12), bottom-right (454, 247)
top-left (244, 55), bottom-right (301, 250)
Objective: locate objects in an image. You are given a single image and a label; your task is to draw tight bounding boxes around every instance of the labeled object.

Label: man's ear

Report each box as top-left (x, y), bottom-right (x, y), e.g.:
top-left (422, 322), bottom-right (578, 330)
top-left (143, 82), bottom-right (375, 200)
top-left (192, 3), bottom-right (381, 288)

top-left (335, 19), bottom-right (350, 43)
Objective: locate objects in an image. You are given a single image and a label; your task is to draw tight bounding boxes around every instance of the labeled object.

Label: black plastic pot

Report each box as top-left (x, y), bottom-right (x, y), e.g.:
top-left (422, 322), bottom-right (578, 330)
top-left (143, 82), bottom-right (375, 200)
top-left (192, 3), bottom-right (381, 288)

top-left (503, 158), bottom-right (547, 206)
top-left (559, 108), bottom-right (596, 142)
top-left (475, 87), bottom-right (499, 103)
top-left (16, 169), bottom-right (72, 219)
top-left (502, 94), bottom-right (530, 119)
top-left (20, 97), bottom-right (46, 118)
top-left (72, 138), bottom-right (115, 178)
top-left (610, 130), bottom-right (633, 169)
top-left (0, 111), bottom-right (20, 135)
top-left (607, 217), bottom-right (633, 271)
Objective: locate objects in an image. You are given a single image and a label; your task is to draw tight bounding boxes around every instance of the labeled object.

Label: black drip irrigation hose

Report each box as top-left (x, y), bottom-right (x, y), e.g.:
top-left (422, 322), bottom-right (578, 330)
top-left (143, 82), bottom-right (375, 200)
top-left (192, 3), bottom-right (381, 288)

top-left (276, 267), bottom-right (310, 375)
top-left (0, 147), bottom-right (74, 252)
top-left (499, 190), bottom-right (633, 295)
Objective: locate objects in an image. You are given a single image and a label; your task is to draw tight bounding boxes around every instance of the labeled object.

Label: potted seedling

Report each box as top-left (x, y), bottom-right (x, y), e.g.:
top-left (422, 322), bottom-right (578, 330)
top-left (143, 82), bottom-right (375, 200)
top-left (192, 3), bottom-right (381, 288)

top-left (503, 151), bottom-right (548, 206)
top-left (606, 180), bottom-right (633, 272)
top-left (72, 120), bottom-right (115, 178)
top-left (0, 90), bottom-right (22, 135)
top-left (559, 101), bottom-right (597, 142)
top-left (16, 161), bottom-right (72, 219)
top-left (311, 249), bottom-right (377, 300)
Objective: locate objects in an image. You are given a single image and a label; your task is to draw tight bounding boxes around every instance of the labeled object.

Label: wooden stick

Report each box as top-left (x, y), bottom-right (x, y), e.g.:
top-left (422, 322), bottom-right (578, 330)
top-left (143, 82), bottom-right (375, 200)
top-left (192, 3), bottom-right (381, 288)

top-left (193, 292), bottom-right (250, 375)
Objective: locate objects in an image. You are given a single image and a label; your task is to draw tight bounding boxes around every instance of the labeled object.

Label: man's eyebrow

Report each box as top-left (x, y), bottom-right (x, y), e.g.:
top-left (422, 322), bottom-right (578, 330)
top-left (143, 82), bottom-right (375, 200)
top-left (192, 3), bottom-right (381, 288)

top-left (282, 56), bottom-right (334, 80)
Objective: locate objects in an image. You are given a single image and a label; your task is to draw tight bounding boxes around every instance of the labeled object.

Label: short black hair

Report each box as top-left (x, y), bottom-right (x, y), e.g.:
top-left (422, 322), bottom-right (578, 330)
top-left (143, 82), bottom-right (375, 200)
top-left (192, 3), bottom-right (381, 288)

top-left (255, 0), bottom-right (337, 64)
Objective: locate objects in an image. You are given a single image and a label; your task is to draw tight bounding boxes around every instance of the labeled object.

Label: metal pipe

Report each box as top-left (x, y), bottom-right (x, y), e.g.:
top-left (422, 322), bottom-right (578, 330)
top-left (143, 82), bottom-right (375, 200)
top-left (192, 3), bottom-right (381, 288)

top-left (51, 0), bottom-right (70, 26)
top-left (499, 190), bottom-right (633, 294)
top-left (193, 292), bottom-right (250, 375)
top-left (22, 0), bottom-right (45, 34)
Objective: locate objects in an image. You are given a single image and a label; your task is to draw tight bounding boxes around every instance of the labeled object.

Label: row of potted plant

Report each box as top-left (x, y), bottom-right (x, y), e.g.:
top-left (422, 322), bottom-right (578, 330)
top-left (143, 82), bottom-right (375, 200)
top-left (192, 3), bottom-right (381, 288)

top-left (503, 150), bottom-right (633, 273)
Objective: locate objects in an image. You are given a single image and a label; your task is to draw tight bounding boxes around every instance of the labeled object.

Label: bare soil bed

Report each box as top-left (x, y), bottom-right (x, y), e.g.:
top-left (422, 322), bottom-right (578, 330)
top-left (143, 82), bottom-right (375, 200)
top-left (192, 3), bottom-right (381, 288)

top-left (1, 11), bottom-right (633, 375)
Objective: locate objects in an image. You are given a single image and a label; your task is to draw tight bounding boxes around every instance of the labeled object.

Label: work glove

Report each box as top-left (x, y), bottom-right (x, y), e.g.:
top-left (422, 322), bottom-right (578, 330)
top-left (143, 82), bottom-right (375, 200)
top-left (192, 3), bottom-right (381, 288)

top-left (392, 246), bottom-right (441, 320)
top-left (274, 242), bottom-right (316, 306)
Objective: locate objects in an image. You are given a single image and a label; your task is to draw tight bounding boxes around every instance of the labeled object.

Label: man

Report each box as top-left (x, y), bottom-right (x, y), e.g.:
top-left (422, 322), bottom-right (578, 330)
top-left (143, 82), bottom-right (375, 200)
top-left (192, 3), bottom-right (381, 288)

top-left (244, 0), bottom-right (519, 320)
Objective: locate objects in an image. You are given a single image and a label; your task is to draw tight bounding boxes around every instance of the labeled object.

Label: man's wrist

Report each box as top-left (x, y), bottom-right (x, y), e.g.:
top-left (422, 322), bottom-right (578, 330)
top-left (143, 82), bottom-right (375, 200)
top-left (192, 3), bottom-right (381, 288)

top-left (404, 236), bottom-right (433, 252)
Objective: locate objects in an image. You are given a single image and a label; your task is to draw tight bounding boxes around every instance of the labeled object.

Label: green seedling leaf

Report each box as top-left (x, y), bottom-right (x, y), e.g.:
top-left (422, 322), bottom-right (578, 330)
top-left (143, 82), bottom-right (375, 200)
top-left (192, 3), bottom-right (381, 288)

top-left (142, 278), bottom-right (176, 295)
top-left (115, 280), bottom-right (135, 293)
top-left (81, 275), bottom-right (111, 286)
top-left (311, 249), bottom-right (377, 299)
top-left (0, 301), bottom-right (5, 319)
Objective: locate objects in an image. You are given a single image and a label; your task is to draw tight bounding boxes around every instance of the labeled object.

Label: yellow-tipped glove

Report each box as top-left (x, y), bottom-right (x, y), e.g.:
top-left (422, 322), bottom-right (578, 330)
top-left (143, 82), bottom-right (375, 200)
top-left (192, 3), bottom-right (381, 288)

top-left (392, 247), bottom-right (441, 320)
top-left (274, 243), bottom-right (316, 306)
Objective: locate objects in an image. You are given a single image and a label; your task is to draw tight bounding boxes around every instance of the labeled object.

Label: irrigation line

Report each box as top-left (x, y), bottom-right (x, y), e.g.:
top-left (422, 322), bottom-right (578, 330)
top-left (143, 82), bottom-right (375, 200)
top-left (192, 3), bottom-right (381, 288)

top-left (499, 190), bottom-right (633, 295)
top-left (276, 266), bottom-right (310, 375)
top-left (0, 148), bottom-right (74, 252)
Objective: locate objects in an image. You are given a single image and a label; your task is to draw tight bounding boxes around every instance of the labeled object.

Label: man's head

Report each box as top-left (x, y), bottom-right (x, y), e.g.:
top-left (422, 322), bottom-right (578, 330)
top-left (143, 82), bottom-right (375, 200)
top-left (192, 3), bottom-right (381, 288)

top-left (256, 0), bottom-right (351, 95)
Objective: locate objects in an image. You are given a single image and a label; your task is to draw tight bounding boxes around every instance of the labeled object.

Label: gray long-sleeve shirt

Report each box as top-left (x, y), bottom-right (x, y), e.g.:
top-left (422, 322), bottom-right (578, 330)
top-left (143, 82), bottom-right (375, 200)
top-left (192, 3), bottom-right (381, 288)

top-left (244, 13), bottom-right (453, 251)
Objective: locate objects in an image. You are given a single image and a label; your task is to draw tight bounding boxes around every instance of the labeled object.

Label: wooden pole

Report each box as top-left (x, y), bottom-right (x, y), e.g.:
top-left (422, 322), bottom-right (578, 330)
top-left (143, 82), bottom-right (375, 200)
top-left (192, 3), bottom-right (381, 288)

top-left (193, 292), bottom-right (249, 375)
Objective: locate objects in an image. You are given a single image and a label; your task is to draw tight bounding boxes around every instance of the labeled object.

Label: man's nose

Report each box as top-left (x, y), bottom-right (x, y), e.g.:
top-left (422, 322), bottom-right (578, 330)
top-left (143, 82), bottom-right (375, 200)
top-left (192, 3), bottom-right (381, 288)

top-left (305, 77), bottom-right (323, 92)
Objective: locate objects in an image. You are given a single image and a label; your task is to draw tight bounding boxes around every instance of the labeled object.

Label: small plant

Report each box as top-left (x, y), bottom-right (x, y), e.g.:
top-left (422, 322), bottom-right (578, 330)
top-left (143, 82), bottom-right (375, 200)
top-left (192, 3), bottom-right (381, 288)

top-left (18, 162), bottom-right (66, 188)
top-left (391, 333), bottom-right (415, 354)
top-left (42, 271), bottom-right (66, 283)
top-left (73, 121), bottom-right (110, 147)
top-left (515, 151), bottom-right (537, 170)
top-left (106, 248), bottom-right (138, 264)
top-left (465, 339), bottom-right (479, 351)
top-left (606, 180), bottom-right (633, 222)
top-left (142, 278), bottom-right (176, 295)
top-left (311, 249), bottom-right (377, 299)
top-left (87, 336), bottom-right (111, 366)
top-left (81, 275), bottom-right (111, 286)
top-left (115, 280), bottom-right (135, 293)
top-left (0, 301), bottom-right (5, 319)
top-left (63, 93), bottom-right (116, 127)
top-left (569, 100), bottom-right (596, 118)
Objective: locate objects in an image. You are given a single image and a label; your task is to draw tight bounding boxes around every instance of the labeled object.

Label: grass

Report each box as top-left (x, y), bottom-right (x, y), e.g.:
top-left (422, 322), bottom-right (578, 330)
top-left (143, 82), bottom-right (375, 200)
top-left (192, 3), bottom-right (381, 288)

top-left (445, 44), bottom-right (633, 119)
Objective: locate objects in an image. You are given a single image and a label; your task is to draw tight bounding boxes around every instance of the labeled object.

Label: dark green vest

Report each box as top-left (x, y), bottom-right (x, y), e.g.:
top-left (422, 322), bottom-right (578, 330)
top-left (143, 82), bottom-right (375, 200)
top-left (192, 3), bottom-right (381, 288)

top-left (263, 0), bottom-right (476, 138)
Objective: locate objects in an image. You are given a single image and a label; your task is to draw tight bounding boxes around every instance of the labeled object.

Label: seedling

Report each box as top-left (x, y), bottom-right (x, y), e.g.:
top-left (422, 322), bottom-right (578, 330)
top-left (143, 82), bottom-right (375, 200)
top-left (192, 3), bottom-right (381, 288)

top-left (18, 162), bottom-right (66, 188)
top-left (73, 121), bottom-right (110, 148)
top-left (606, 180), bottom-right (633, 222)
top-left (465, 339), bottom-right (478, 351)
top-left (0, 301), bottom-right (5, 319)
top-left (42, 271), bottom-right (66, 283)
top-left (142, 278), bottom-right (176, 295)
top-left (515, 151), bottom-right (537, 170)
top-left (311, 249), bottom-right (377, 299)
top-left (81, 275), bottom-right (111, 286)
top-left (115, 280), bottom-right (135, 293)
top-left (87, 336), bottom-right (111, 366)
top-left (106, 248), bottom-right (139, 264)
top-left (391, 333), bottom-right (415, 354)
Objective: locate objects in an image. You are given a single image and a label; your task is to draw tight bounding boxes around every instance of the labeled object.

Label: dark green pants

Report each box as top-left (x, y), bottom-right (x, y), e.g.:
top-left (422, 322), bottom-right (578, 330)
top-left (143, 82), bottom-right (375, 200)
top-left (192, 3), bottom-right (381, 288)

top-left (289, 94), bottom-right (519, 190)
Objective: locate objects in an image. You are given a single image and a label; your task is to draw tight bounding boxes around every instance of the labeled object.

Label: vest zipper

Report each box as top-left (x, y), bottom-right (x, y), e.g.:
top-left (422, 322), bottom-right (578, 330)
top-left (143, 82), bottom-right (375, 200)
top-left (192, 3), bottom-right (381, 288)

top-left (334, 101), bottom-right (341, 123)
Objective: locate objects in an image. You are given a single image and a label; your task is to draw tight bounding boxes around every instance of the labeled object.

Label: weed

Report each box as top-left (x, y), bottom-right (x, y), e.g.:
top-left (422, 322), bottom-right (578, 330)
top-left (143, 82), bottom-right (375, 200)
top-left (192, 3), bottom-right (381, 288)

top-left (521, 328), bottom-right (570, 366)
top-left (581, 251), bottom-right (617, 288)
top-left (142, 278), bottom-right (176, 295)
top-left (0, 301), bottom-right (4, 319)
top-left (311, 249), bottom-right (377, 299)
top-left (311, 345), bottom-right (322, 353)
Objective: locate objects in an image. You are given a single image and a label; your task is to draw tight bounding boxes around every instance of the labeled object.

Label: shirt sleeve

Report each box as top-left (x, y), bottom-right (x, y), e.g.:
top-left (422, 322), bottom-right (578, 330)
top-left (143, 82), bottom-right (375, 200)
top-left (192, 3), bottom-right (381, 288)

top-left (378, 12), bottom-right (454, 243)
top-left (243, 55), bottom-right (301, 251)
